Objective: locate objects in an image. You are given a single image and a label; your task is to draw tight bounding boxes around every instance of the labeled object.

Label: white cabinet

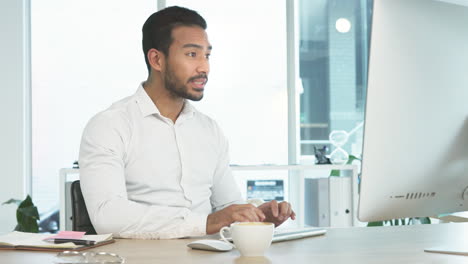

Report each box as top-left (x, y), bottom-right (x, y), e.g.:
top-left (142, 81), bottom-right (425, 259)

top-left (59, 164), bottom-right (360, 231)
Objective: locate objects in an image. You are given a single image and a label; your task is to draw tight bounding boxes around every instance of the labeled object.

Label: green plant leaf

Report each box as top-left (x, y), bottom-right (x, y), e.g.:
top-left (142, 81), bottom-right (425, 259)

top-left (15, 216), bottom-right (39, 233)
top-left (367, 217), bottom-right (432, 227)
top-left (419, 217), bottom-right (431, 224)
top-left (330, 155), bottom-right (361, 177)
top-left (330, 170), bottom-right (340, 177)
top-left (17, 206), bottom-right (40, 219)
top-left (8, 195), bottom-right (40, 233)
top-left (2, 199), bottom-right (22, 206)
top-left (18, 195), bottom-right (34, 209)
top-left (347, 155), bottom-right (361, 164)
top-left (16, 206), bottom-right (39, 232)
top-left (367, 221), bottom-right (384, 227)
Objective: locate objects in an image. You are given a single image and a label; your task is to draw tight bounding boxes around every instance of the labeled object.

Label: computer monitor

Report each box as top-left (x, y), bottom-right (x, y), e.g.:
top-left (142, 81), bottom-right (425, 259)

top-left (358, 0), bottom-right (468, 223)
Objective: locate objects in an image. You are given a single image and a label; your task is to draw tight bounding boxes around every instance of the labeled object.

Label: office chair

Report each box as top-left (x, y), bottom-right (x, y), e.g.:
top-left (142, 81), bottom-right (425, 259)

top-left (71, 180), bottom-right (97, 234)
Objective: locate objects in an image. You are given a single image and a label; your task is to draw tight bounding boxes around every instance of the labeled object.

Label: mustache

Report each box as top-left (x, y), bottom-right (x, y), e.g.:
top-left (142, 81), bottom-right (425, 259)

top-left (188, 74), bottom-right (208, 83)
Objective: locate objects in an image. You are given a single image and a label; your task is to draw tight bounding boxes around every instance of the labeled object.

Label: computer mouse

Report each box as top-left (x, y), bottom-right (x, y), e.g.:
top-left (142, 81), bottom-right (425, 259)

top-left (187, 239), bottom-right (234, 252)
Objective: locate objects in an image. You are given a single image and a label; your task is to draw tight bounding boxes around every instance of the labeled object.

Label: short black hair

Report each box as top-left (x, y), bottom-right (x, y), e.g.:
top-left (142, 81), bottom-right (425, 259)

top-left (142, 6), bottom-right (207, 73)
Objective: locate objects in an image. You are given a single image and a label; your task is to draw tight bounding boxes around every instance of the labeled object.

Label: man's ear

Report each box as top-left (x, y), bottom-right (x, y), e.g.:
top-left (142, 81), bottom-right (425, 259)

top-left (147, 48), bottom-right (165, 72)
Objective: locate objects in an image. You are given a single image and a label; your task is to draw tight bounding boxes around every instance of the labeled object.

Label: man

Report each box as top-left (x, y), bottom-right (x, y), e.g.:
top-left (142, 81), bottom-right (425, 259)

top-left (79, 6), bottom-right (295, 239)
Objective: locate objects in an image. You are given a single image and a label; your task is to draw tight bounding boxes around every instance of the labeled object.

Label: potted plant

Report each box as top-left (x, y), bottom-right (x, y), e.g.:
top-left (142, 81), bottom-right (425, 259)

top-left (2, 195), bottom-right (40, 232)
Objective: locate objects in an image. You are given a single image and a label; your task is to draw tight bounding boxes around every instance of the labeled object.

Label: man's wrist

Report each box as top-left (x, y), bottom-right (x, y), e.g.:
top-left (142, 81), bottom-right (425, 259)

top-left (206, 212), bottom-right (230, 234)
top-left (206, 214), bottom-right (219, 234)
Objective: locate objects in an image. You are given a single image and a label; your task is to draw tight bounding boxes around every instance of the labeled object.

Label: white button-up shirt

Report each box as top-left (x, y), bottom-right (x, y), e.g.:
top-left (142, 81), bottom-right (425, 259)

top-left (79, 84), bottom-right (243, 239)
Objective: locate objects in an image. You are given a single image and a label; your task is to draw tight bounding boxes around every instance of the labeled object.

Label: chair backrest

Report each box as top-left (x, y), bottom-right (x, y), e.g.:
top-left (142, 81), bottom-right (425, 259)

top-left (71, 180), bottom-right (97, 234)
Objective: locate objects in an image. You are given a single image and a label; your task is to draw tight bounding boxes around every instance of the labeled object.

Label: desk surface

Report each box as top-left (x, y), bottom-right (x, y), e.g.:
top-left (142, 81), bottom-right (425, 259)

top-left (1, 223), bottom-right (467, 263)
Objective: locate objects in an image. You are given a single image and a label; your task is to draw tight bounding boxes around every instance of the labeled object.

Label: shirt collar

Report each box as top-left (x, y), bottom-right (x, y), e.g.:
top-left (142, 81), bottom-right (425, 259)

top-left (135, 82), bottom-right (197, 119)
top-left (180, 101), bottom-right (196, 119)
top-left (135, 83), bottom-right (160, 117)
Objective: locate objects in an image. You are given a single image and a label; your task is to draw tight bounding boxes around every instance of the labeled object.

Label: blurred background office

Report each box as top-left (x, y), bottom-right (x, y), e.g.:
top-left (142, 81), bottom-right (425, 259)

top-left (1, 0), bottom-right (372, 233)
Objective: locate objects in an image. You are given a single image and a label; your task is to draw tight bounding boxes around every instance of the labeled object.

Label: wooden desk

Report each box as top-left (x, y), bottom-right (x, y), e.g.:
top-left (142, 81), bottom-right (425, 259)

top-left (1, 223), bottom-right (467, 263)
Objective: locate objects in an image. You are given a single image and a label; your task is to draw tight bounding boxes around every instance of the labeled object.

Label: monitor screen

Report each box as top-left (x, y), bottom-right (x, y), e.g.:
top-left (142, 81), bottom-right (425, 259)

top-left (247, 180), bottom-right (284, 202)
top-left (358, 0), bottom-right (468, 222)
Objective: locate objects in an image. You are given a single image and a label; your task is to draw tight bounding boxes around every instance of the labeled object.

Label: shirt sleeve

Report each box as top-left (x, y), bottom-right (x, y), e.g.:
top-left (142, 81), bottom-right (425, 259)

top-left (79, 112), bottom-right (208, 239)
top-left (209, 123), bottom-right (245, 212)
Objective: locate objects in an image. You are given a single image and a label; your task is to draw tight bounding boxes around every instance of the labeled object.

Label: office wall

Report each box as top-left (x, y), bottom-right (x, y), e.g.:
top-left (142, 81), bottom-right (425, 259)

top-left (0, 0), bottom-right (30, 233)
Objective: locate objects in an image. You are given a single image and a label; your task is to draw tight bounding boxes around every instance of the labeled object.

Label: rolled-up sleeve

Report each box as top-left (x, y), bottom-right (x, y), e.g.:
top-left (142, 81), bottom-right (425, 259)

top-left (209, 124), bottom-right (244, 212)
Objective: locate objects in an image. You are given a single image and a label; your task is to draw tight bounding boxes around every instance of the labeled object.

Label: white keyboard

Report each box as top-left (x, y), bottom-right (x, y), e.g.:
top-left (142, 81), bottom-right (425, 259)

top-left (272, 227), bottom-right (326, 242)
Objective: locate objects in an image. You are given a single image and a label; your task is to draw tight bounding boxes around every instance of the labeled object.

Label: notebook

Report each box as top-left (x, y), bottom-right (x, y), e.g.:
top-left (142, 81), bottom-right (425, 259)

top-left (0, 231), bottom-right (114, 252)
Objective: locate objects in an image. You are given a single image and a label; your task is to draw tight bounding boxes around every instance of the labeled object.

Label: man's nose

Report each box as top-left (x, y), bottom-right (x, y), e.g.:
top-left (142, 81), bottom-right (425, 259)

top-left (197, 58), bottom-right (209, 75)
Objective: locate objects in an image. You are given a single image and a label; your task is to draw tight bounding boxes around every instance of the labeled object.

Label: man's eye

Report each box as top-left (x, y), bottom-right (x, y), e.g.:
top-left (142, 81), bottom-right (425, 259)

top-left (205, 53), bottom-right (211, 59)
top-left (187, 52), bottom-right (196, 57)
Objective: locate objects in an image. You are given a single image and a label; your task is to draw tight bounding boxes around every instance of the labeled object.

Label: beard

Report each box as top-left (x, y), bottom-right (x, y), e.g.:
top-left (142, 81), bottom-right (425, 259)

top-left (164, 62), bottom-right (207, 101)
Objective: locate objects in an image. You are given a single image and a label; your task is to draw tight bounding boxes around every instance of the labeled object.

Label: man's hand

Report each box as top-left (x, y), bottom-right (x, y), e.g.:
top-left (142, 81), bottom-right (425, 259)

top-left (258, 200), bottom-right (295, 227)
top-left (206, 204), bottom-right (266, 234)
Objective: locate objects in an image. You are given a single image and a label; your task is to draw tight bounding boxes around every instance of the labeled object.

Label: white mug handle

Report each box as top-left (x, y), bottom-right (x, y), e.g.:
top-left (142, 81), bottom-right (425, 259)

top-left (219, 226), bottom-right (232, 244)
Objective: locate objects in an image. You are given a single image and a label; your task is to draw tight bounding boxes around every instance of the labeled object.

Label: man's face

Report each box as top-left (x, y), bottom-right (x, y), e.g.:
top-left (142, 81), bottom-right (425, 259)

top-left (163, 26), bottom-right (211, 101)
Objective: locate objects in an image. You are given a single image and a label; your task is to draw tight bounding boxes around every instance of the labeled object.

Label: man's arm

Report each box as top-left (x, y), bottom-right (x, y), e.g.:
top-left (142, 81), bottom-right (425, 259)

top-left (79, 113), bottom-right (207, 239)
top-left (206, 122), bottom-right (268, 233)
top-left (206, 123), bottom-right (295, 231)
top-left (208, 123), bottom-right (244, 212)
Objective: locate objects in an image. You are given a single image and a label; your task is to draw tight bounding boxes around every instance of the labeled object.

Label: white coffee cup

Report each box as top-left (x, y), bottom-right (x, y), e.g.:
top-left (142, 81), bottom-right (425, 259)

top-left (220, 222), bottom-right (274, 257)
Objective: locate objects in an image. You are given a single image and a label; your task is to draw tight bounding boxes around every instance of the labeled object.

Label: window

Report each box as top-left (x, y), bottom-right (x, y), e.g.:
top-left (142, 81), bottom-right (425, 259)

top-left (298, 0), bottom-right (373, 159)
top-left (32, 0), bottom-right (288, 227)
top-left (31, 0), bottom-right (373, 230)
top-left (164, 0), bottom-right (291, 211)
top-left (165, 0), bottom-right (289, 165)
top-left (31, 0), bottom-right (156, 227)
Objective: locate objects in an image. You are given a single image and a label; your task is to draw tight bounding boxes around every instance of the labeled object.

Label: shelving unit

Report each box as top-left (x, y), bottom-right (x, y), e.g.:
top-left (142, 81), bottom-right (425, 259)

top-left (59, 164), bottom-right (360, 231)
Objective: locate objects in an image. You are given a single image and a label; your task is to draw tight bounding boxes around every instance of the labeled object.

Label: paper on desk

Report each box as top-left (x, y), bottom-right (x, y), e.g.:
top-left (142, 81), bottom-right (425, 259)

top-left (0, 232), bottom-right (76, 248)
top-left (0, 231), bottom-right (113, 249)
top-left (44, 231), bottom-right (86, 240)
